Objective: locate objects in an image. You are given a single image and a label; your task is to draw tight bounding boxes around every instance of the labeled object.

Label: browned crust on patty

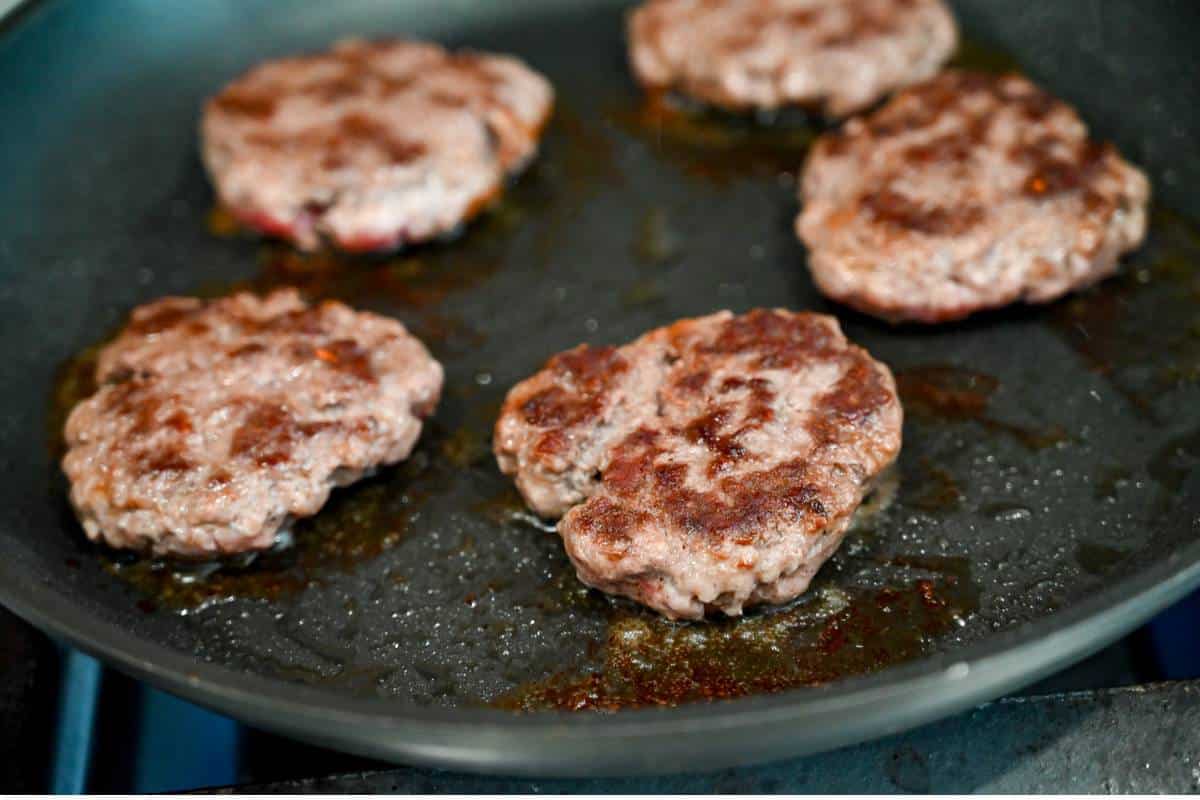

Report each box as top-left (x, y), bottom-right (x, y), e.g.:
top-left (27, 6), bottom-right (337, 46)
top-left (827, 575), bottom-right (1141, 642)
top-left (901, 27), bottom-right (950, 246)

top-left (626, 0), bottom-right (958, 115)
top-left (797, 70), bottom-right (1151, 323)
top-left (63, 290), bottom-right (443, 558)
top-left (201, 38), bottom-right (554, 252)
top-left (494, 309), bottom-right (902, 619)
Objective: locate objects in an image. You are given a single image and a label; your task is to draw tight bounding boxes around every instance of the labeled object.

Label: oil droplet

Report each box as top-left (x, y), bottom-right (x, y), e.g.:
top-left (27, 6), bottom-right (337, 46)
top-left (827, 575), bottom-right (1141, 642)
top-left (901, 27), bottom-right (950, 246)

top-left (981, 503), bottom-right (1033, 523)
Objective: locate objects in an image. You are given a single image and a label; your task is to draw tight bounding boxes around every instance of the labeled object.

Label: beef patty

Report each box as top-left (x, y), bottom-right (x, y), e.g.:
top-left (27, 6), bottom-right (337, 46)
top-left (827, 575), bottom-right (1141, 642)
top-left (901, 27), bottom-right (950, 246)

top-left (494, 310), bottom-right (902, 620)
top-left (201, 38), bottom-right (554, 252)
top-left (627, 0), bottom-right (957, 116)
top-left (62, 290), bottom-right (443, 558)
top-left (797, 70), bottom-right (1151, 323)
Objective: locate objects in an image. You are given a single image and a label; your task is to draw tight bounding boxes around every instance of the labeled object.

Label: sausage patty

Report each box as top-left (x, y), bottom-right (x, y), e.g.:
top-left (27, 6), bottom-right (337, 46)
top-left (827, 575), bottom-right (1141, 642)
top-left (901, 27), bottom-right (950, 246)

top-left (201, 38), bottom-right (554, 252)
top-left (63, 290), bottom-right (443, 558)
top-left (494, 310), bottom-right (902, 620)
top-left (797, 71), bottom-right (1151, 323)
top-left (627, 0), bottom-right (957, 116)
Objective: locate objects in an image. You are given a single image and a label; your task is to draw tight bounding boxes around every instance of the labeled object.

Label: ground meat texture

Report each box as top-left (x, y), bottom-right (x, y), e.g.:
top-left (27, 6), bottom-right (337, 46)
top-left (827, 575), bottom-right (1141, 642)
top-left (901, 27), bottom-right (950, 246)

top-left (494, 310), bottom-right (902, 620)
top-left (62, 290), bottom-right (443, 558)
top-left (627, 0), bottom-right (957, 116)
top-left (797, 71), bottom-right (1151, 323)
top-left (201, 38), bottom-right (553, 252)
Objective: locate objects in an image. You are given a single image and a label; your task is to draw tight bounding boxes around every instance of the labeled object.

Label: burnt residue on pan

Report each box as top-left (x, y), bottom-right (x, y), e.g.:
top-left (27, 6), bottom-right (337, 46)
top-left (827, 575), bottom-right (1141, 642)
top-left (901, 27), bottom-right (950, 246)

top-left (482, 468), bottom-right (983, 712)
top-left (495, 557), bottom-right (977, 711)
top-left (609, 92), bottom-right (821, 185)
top-left (896, 366), bottom-right (1070, 451)
top-left (947, 37), bottom-right (1023, 74)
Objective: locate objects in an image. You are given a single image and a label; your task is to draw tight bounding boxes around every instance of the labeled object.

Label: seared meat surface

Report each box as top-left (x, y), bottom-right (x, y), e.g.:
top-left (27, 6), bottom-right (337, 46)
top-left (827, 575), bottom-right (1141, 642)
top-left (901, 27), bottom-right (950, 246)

top-left (495, 310), bottom-right (902, 619)
top-left (627, 0), bottom-right (957, 115)
top-left (63, 290), bottom-right (443, 558)
top-left (797, 71), bottom-right (1151, 323)
top-left (201, 38), bottom-right (553, 252)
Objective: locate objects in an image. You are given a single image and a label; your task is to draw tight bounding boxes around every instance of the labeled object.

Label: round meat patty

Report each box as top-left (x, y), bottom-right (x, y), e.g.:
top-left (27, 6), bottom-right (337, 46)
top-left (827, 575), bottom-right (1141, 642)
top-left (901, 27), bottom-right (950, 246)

top-left (201, 38), bottom-right (554, 252)
top-left (797, 70), bottom-right (1151, 323)
top-left (627, 0), bottom-right (958, 116)
top-left (494, 309), bottom-right (902, 620)
top-left (62, 289), bottom-right (443, 558)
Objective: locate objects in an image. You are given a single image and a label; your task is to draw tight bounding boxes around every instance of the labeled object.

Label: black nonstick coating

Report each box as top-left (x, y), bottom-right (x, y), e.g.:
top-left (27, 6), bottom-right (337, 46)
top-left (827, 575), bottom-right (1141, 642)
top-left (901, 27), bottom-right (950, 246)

top-left (2, 0), bottom-right (1200, 776)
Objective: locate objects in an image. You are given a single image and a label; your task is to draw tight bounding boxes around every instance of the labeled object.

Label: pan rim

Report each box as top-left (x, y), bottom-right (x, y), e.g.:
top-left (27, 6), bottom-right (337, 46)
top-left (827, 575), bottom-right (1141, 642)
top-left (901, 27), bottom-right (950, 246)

top-left (2, 534), bottom-right (1198, 774)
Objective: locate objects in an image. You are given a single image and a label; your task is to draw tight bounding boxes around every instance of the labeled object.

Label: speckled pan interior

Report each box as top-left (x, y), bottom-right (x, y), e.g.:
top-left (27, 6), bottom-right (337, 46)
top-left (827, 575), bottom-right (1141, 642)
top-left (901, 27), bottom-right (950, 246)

top-left (1, 0), bottom-right (1199, 776)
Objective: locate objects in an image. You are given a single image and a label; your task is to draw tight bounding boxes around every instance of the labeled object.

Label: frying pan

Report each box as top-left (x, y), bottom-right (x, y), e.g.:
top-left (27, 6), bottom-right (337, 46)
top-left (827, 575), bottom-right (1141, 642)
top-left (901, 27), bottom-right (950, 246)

top-left (2, 0), bottom-right (1200, 777)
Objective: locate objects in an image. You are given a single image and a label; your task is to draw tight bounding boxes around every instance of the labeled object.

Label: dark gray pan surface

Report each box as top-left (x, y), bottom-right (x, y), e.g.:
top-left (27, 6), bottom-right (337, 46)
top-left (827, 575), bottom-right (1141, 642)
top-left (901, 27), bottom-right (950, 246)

top-left (1, 0), bottom-right (1200, 776)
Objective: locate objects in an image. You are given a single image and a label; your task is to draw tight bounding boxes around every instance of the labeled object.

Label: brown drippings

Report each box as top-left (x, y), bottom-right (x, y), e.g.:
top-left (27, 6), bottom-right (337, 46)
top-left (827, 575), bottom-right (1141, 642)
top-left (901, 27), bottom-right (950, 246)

top-left (438, 425), bottom-right (491, 469)
top-left (896, 365), bottom-right (1068, 450)
top-left (100, 453), bottom-right (435, 610)
top-left (495, 558), bottom-right (977, 711)
top-left (908, 458), bottom-right (963, 512)
top-left (609, 91), bottom-right (818, 184)
top-left (249, 246), bottom-right (503, 311)
top-left (1046, 207), bottom-right (1200, 424)
top-left (205, 205), bottom-right (245, 239)
top-left (471, 485), bottom-right (530, 526)
top-left (47, 347), bottom-right (101, 459)
top-left (947, 38), bottom-right (1023, 75)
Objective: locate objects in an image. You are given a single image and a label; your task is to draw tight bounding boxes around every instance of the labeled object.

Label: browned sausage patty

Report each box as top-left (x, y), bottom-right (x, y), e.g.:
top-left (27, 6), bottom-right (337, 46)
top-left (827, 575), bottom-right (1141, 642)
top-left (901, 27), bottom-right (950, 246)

top-left (63, 290), bottom-right (443, 558)
top-left (201, 38), bottom-right (553, 252)
top-left (627, 0), bottom-right (957, 116)
top-left (494, 310), bottom-right (902, 620)
top-left (797, 71), bottom-right (1151, 323)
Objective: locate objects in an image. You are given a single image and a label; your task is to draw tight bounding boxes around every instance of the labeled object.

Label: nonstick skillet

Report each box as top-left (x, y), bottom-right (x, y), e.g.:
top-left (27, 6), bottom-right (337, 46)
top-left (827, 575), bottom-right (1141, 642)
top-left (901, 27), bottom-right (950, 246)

top-left (2, 0), bottom-right (1200, 777)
